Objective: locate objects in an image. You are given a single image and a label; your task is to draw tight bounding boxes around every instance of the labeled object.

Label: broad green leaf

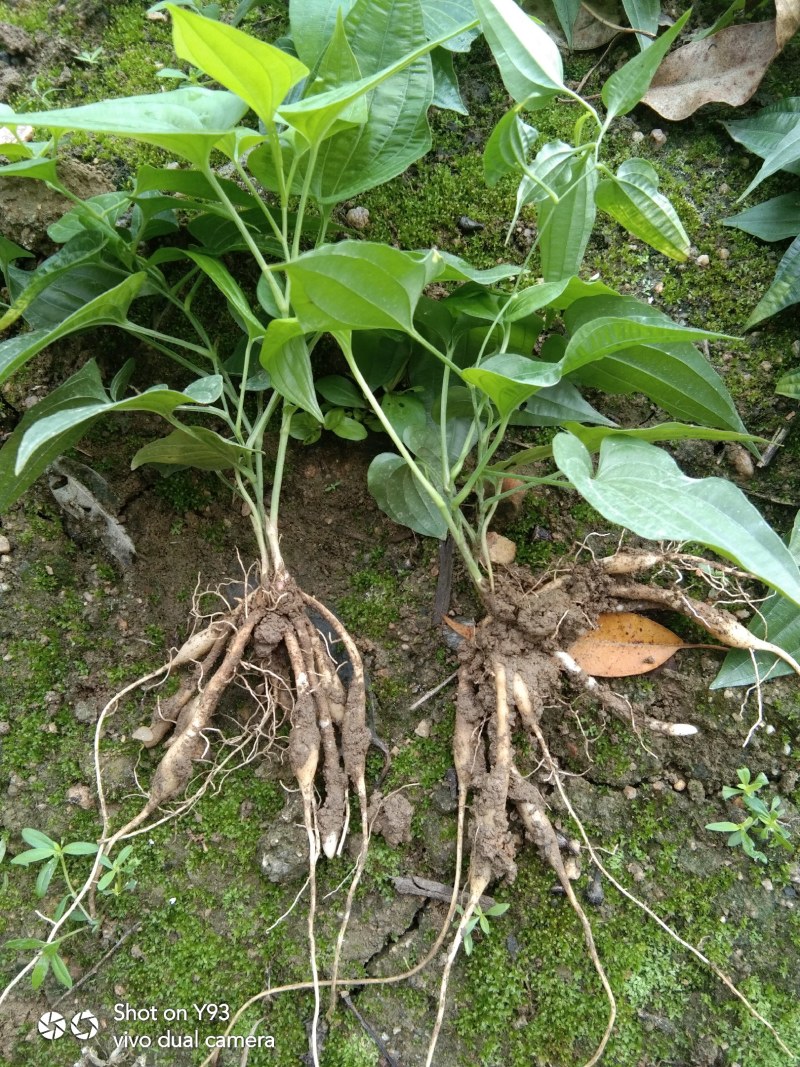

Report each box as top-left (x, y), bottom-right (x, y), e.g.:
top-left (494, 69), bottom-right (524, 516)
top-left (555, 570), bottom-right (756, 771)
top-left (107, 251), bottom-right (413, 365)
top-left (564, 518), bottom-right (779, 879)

top-left (184, 251), bottom-right (265, 339)
top-left (47, 192), bottom-right (132, 244)
top-left (0, 362), bottom-right (107, 513)
top-left (15, 376), bottom-right (222, 474)
top-left (723, 193), bottom-right (800, 242)
top-left (61, 841), bottom-right (100, 856)
top-left (11, 848), bottom-right (54, 865)
top-left (484, 108), bottom-right (538, 186)
top-left (745, 236), bottom-right (800, 328)
top-left (0, 274), bottom-right (146, 386)
top-left (740, 126), bottom-right (800, 201)
top-left (713, 513), bottom-right (800, 688)
top-left (131, 426), bottom-right (249, 471)
top-left (503, 276), bottom-right (617, 321)
top-left (14, 265), bottom-right (141, 331)
top-left (777, 367), bottom-right (800, 399)
top-left (0, 157), bottom-right (60, 184)
top-left (259, 318), bottom-right (323, 419)
top-left (368, 453), bottom-right (448, 538)
top-left (289, 411), bottom-right (323, 444)
top-left (474, 0), bottom-right (564, 102)
top-left (169, 5), bottom-right (308, 128)
top-left (725, 98), bottom-right (800, 177)
top-left (602, 10), bottom-right (691, 120)
top-left (512, 381), bottom-right (616, 427)
top-left (431, 48), bottom-right (468, 114)
top-left (290, 0), bottom-right (359, 66)
top-left (382, 392), bottom-right (427, 442)
top-left (0, 231), bottom-right (109, 332)
top-left (423, 0), bottom-right (479, 51)
top-left (352, 329), bottom-right (412, 389)
top-left (308, 0), bottom-right (434, 203)
top-left (1, 89), bottom-right (248, 167)
top-left (35, 858), bottom-right (57, 897)
top-left (312, 9), bottom-right (367, 129)
top-left (21, 829), bottom-right (57, 849)
top-left (132, 164), bottom-right (255, 207)
top-left (419, 249), bottom-right (521, 284)
top-left (538, 155), bottom-right (597, 281)
top-left (283, 242), bottom-right (430, 332)
top-left (331, 413), bottom-right (368, 440)
top-left (551, 0), bottom-right (580, 48)
top-left (573, 343), bottom-right (746, 433)
top-left (31, 956), bottom-right (50, 991)
top-left (316, 374), bottom-right (367, 408)
top-left (595, 159), bottom-right (690, 261)
top-left (0, 236), bottom-right (33, 277)
top-left (553, 433), bottom-right (800, 607)
top-left (518, 139), bottom-right (574, 205)
top-left (621, 0), bottom-right (660, 49)
top-left (463, 353), bottom-right (561, 415)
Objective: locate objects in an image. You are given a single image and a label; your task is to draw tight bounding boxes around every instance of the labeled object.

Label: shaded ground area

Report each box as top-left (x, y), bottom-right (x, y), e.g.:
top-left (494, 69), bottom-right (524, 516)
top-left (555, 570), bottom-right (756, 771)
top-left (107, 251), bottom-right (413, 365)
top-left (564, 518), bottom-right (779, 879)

top-left (2, 3), bottom-right (800, 1066)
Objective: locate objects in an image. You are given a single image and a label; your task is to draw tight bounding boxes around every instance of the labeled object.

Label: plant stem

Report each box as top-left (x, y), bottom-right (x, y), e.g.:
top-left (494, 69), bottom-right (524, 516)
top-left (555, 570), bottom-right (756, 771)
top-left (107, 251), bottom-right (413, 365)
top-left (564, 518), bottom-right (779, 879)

top-left (269, 402), bottom-right (293, 532)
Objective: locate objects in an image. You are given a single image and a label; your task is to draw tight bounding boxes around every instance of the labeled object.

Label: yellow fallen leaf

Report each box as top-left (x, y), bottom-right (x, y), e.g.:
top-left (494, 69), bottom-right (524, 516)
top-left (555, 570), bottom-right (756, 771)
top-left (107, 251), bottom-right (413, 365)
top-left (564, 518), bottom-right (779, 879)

top-left (567, 612), bottom-right (721, 678)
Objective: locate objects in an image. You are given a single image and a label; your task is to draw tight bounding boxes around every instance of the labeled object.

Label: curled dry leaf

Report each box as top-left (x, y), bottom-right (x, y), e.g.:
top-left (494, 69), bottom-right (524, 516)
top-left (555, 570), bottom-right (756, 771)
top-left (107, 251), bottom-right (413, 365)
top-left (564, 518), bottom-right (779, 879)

top-left (567, 611), bottom-right (720, 677)
top-left (641, 22), bottom-right (779, 121)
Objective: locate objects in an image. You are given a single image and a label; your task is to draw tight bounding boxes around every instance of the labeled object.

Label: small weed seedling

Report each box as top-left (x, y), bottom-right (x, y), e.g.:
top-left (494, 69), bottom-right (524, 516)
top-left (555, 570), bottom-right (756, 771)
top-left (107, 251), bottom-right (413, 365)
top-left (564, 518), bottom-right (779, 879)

top-left (706, 769), bottom-right (792, 864)
top-left (455, 901), bottom-right (509, 956)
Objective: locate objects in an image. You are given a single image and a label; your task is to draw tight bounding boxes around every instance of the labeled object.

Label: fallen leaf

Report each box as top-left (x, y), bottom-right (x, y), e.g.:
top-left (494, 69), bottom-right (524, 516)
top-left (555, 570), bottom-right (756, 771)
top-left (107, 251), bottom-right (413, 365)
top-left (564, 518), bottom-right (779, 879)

top-left (641, 22), bottom-right (779, 120)
top-left (526, 0), bottom-right (622, 50)
top-left (442, 615), bottom-right (476, 641)
top-left (567, 612), bottom-right (721, 677)
top-left (776, 0), bottom-right (800, 48)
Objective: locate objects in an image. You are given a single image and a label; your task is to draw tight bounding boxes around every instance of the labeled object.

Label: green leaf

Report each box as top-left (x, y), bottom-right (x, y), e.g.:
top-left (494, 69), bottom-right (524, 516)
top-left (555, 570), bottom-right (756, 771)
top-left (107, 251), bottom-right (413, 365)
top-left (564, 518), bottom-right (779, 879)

top-left (423, 0), bottom-right (478, 51)
top-left (35, 857), bottom-right (57, 897)
top-left (330, 413), bottom-right (368, 440)
top-left (47, 192), bottom-right (132, 243)
top-left (184, 251), bottom-right (265, 339)
top-left (693, 0), bottom-right (744, 40)
top-left (381, 392), bottom-right (428, 442)
top-left (538, 155), bottom-right (597, 281)
top-left (307, 0), bottom-right (434, 204)
top-left (621, 0), bottom-right (660, 48)
top-left (595, 159), bottom-right (689, 261)
top-left (131, 426), bottom-right (249, 472)
top-left (312, 9), bottom-right (367, 129)
top-left (553, 433), bottom-right (800, 607)
top-left (602, 9), bottom-right (691, 120)
top-left (368, 453), bottom-right (448, 538)
top-left (706, 821), bottom-right (742, 833)
top-left (4, 938), bottom-right (46, 951)
top-left (0, 232), bottom-right (111, 332)
top-left (290, 0), bottom-right (359, 66)
top-left (15, 375), bottom-right (221, 475)
top-left (431, 48), bottom-right (468, 114)
top-left (723, 193), bottom-right (800, 242)
top-left (21, 828), bottom-right (58, 850)
top-left (725, 98), bottom-right (800, 172)
top-left (316, 374), bottom-right (367, 408)
top-left (10, 848), bottom-right (55, 866)
top-left (61, 841), bottom-right (100, 856)
top-left (551, 0), bottom-right (580, 48)
top-left (777, 368), bottom-right (800, 399)
top-left (713, 512), bottom-right (800, 689)
top-left (745, 236), bottom-right (800, 328)
top-left (0, 362), bottom-right (107, 513)
top-left (289, 411), bottom-right (322, 444)
top-left (30, 955), bottom-right (50, 991)
top-left (284, 242), bottom-right (430, 332)
top-left (739, 125), bottom-right (800, 201)
top-left (260, 319), bottom-right (324, 419)
top-left (48, 951), bottom-right (73, 990)
top-left (463, 353), bottom-right (560, 416)
top-left (484, 108), bottom-right (538, 186)
top-left (352, 329), bottom-right (412, 389)
top-left (0, 157), bottom-right (61, 184)
top-left (169, 5), bottom-right (308, 128)
top-left (1, 88), bottom-right (248, 166)
top-left (474, 0), bottom-right (564, 102)
top-left (0, 273), bottom-right (146, 387)
top-left (422, 250), bottom-right (521, 284)
top-left (512, 381), bottom-right (616, 427)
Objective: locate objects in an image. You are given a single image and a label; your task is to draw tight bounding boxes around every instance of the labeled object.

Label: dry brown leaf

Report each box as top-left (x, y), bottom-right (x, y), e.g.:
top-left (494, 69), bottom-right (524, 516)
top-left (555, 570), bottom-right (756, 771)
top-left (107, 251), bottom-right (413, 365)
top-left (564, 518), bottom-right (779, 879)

top-left (527, 0), bottom-right (622, 50)
top-left (776, 0), bottom-right (800, 48)
top-left (442, 615), bottom-right (476, 641)
top-left (641, 22), bottom-right (779, 120)
top-left (568, 612), bottom-right (688, 677)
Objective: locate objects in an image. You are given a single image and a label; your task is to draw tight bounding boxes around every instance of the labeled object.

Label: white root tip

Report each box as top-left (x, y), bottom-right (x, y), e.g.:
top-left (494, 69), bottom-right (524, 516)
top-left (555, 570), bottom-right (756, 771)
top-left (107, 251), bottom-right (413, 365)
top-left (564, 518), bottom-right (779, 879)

top-left (647, 720), bottom-right (698, 737)
top-left (132, 726), bottom-right (155, 744)
top-left (322, 833), bottom-right (338, 860)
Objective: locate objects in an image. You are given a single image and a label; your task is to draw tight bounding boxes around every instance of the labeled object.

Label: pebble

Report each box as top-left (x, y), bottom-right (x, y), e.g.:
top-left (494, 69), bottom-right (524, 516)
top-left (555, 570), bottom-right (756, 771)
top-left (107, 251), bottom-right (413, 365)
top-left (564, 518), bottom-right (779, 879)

top-left (345, 206), bottom-right (370, 230)
top-left (66, 784), bottom-right (94, 810)
top-left (673, 778), bottom-right (686, 792)
top-left (718, 247), bottom-right (730, 260)
top-left (586, 866), bottom-right (604, 906)
top-left (623, 785), bottom-right (638, 800)
top-left (631, 130), bottom-right (645, 143)
top-left (650, 128), bottom-right (667, 146)
top-left (696, 254), bottom-right (710, 267)
top-left (414, 719), bottom-right (431, 738)
top-left (651, 779), bottom-right (666, 793)
top-left (627, 861), bottom-right (646, 883)
top-left (725, 442), bottom-right (755, 480)
top-left (0, 722), bottom-right (9, 735)
top-left (457, 215), bottom-right (484, 234)
top-left (0, 535), bottom-right (10, 554)
top-left (72, 699), bottom-right (98, 724)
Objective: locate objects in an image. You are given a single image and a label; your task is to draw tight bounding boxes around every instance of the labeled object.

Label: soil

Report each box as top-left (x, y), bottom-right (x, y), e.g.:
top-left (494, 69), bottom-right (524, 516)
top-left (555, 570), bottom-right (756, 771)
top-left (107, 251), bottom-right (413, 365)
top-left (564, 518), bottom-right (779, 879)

top-left (1, 6), bottom-right (800, 1067)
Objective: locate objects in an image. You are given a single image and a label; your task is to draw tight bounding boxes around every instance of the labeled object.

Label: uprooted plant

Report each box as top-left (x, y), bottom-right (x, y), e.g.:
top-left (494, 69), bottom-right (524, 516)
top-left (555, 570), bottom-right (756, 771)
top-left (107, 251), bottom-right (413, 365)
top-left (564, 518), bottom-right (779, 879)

top-left (1, 0), bottom-right (800, 1061)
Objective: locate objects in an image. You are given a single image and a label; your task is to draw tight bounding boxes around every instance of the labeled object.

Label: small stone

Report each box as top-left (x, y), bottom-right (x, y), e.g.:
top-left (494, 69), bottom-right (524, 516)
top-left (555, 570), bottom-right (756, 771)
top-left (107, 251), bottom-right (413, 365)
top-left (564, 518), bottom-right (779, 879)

top-left (564, 856), bottom-right (581, 880)
top-left (631, 130), bottom-right (645, 143)
top-left (627, 861), bottom-right (646, 883)
top-left (673, 778), bottom-right (686, 792)
top-left (623, 785), bottom-right (638, 800)
top-left (720, 183), bottom-right (731, 195)
top-left (457, 215), bottom-right (485, 234)
top-left (486, 531), bottom-right (516, 565)
top-left (73, 699), bottom-right (98, 724)
top-left (653, 281), bottom-right (664, 294)
top-left (651, 779), bottom-right (666, 793)
top-left (718, 247), bottom-right (730, 260)
top-left (345, 206), bottom-right (370, 230)
top-left (0, 722), bottom-right (9, 735)
top-left (414, 719), bottom-right (431, 738)
top-left (66, 784), bottom-right (94, 810)
top-left (650, 128), bottom-right (667, 146)
top-left (0, 535), bottom-right (10, 554)
top-left (696, 254), bottom-right (710, 267)
top-left (725, 442), bottom-right (755, 480)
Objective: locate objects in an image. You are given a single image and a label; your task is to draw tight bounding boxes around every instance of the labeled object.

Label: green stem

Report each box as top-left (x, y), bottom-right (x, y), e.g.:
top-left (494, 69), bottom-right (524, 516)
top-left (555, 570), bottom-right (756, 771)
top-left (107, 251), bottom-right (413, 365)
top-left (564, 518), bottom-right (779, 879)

top-left (339, 333), bottom-right (483, 587)
top-left (236, 337), bottom-right (254, 438)
top-left (234, 158), bottom-right (290, 258)
top-left (453, 412), bottom-right (511, 509)
top-left (269, 402), bottom-right (293, 531)
top-left (292, 143), bottom-right (320, 259)
top-left (58, 855), bottom-right (93, 923)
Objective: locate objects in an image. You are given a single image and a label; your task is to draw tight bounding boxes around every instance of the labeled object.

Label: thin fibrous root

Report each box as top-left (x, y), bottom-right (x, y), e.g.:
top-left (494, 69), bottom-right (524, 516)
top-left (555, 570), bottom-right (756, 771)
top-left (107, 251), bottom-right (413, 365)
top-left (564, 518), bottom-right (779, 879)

top-left (512, 674), bottom-right (616, 1067)
top-left (553, 650), bottom-right (699, 737)
top-left (537, 722), bottom-right (798, 1063)
top-left (425, 659), bottom-right (513, 1067)
top-left (611, 580), bottom-right (800, 677)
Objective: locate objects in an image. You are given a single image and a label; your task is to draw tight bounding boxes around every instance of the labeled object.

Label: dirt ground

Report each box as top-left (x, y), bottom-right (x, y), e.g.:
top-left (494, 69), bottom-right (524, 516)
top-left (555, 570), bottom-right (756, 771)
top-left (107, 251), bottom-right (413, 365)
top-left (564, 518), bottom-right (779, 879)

top-left (2, 4), bottom-right (800, 1067)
